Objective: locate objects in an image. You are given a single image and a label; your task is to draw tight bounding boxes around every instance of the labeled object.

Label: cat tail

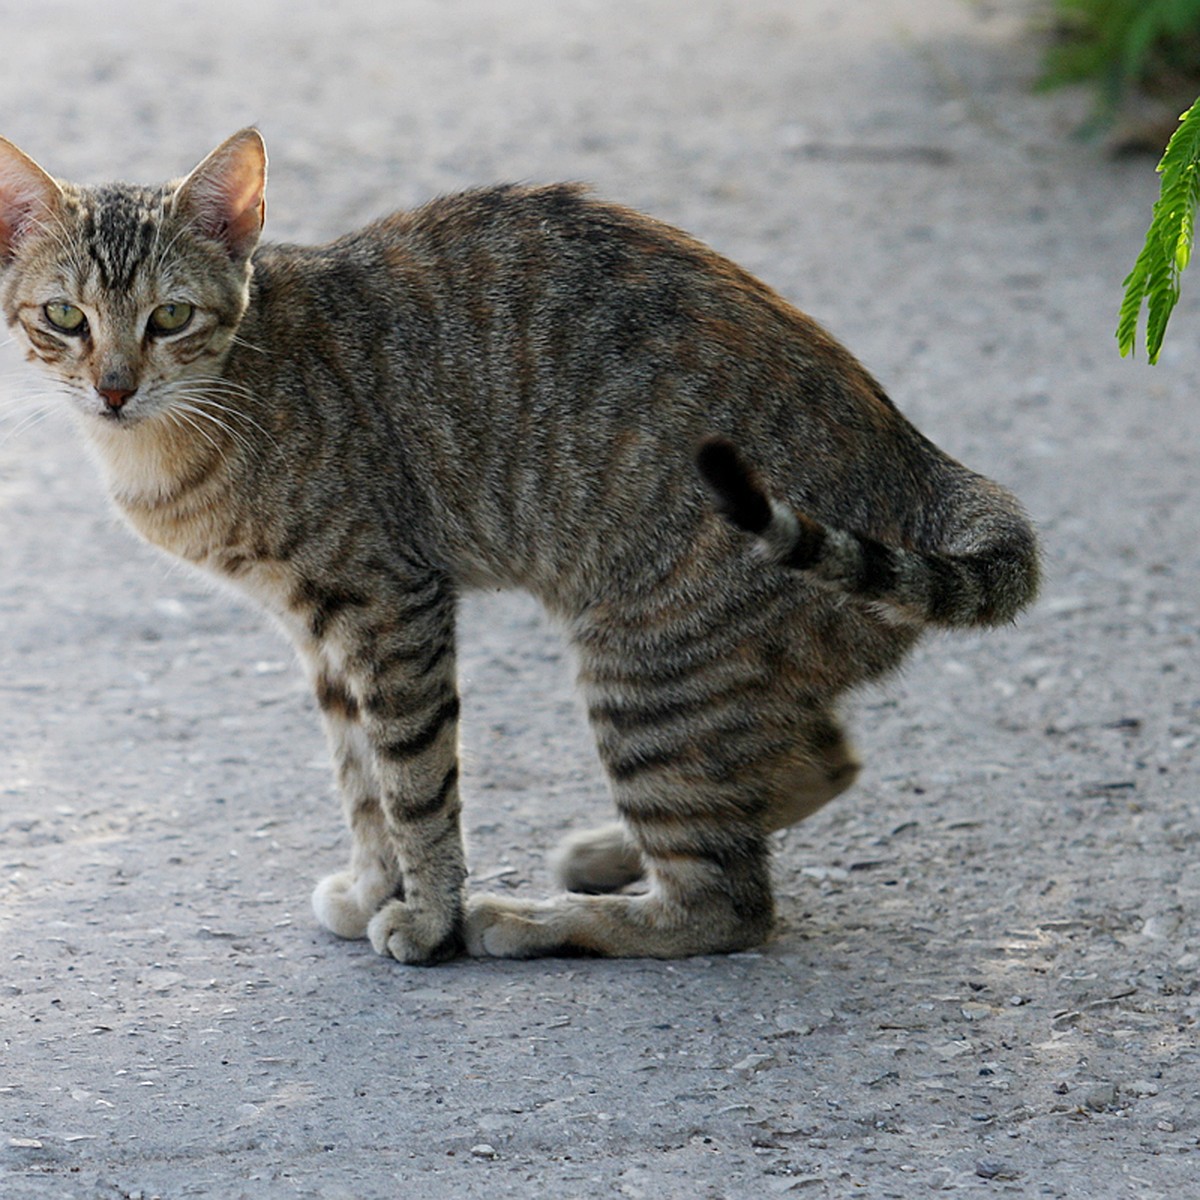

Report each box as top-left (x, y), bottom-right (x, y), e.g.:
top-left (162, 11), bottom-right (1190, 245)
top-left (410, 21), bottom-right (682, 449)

top-left (696, 438), bottom-right (1038, 629)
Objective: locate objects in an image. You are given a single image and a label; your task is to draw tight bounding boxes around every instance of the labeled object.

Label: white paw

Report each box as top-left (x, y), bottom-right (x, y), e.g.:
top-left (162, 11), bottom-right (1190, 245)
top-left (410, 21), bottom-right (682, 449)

top-left (465, 894), bottom-right (554, 958)
top-left (312, 871), bottom-right (376, 940)
top-left (367, 899), bottom-right (463, 965)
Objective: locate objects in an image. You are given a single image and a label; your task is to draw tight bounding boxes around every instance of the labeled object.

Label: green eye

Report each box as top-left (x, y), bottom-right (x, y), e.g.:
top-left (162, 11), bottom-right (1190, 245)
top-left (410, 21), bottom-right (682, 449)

top-left (44, 302), bottom-right (86, 333)
top-left (148, 302), bottom-right (193, 335)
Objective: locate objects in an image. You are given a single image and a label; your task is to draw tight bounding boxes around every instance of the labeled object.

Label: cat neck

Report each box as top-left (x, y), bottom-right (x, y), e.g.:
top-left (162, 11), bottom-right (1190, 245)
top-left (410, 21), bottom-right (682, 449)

top-left (81, 405), bottom-right (232, 500)
top-left (77, 403), bottom-right (243, 559)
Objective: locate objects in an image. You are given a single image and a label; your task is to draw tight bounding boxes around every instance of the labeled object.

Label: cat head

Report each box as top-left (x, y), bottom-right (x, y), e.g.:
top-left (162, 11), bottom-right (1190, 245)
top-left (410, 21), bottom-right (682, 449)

top-left (0, 129), bottom-right (267, 428)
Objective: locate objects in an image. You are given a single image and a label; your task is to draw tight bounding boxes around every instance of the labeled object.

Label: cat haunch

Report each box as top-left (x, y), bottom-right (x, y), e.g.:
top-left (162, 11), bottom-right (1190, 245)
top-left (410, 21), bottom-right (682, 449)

top-left (0, 129), bottom-right (1039, 964)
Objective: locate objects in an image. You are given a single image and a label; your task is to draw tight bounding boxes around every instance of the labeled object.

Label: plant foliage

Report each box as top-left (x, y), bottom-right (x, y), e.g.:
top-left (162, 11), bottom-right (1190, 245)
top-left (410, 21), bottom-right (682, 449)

top-left (1118, 95), bottom-right (1200, 361)
top-left (1043, 0), bottom-right (1200, 113)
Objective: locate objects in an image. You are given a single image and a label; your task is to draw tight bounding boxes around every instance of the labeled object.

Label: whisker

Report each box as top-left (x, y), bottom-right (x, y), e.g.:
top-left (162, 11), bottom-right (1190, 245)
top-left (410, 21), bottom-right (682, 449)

top-left (165, 381), bottom-right (291, 465)
top-left (168, 398), bottom-right (265, 463)
top-left (177, 373), bottom-right (260, 400)
top-left (164, 404), bottom-right (225, 458)
top-left (150, 194), bottom-right (169, 267)
top-left (150, 217), bottom-right (195, 274)
top-left (0, 404), bottom-right (55, 452)
top-left (0, 386), bottom-right (60, 416)
top-left (230, 333), bottom-right (268, 355)
top-left (170, 399), bottom-right (244, 449)
top-left (25, 212), bottom-right (75, 260)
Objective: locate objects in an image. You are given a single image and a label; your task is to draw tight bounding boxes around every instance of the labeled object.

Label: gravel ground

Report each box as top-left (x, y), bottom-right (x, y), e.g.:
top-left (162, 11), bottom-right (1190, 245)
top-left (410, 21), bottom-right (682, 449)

top-left (1, 1), bottom-right (1197, 1197)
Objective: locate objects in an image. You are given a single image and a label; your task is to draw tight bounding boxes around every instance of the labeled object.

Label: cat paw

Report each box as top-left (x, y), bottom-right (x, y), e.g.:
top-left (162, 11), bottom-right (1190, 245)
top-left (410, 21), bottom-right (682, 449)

top-left (465, 894), bottom-right (571, 958)
top-left (549, 821), bottom-right (644, 893)
top-left (312, 870), bottom-right (383, 940)
top-left (366, 899), bottom-right (464, 965)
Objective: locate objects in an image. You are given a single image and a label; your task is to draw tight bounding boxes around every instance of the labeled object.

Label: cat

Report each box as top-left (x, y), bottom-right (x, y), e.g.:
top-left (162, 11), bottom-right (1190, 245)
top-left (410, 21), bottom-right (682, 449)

top-left (0, 128), bottom-right (1038, 963)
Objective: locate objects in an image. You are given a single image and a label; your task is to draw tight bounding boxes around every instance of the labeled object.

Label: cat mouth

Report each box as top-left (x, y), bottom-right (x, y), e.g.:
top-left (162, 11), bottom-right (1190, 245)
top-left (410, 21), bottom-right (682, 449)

top-left (88, 398), bottom-right (147, 426)
top-left (96, 404), bottom-right (134, 424)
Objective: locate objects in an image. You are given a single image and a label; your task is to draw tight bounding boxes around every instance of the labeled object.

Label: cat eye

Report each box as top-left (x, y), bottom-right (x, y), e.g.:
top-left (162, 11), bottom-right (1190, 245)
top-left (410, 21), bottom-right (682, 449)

top-left (148, 302), bottom-right (194, 335)
top-left (44, 301), bottom-right (86, 334)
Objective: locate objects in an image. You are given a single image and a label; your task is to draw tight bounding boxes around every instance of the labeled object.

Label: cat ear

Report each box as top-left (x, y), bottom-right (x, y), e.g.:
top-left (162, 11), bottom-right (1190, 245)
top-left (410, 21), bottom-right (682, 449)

top-left (172, 128), bottom-right (267, 262)
top-left (0, 137), bottom-right (64, 261)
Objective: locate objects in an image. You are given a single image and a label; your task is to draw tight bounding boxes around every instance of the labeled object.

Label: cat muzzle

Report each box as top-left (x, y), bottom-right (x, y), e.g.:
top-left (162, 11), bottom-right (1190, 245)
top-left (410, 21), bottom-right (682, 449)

top-left (96, 385), bottom-right (137, 413)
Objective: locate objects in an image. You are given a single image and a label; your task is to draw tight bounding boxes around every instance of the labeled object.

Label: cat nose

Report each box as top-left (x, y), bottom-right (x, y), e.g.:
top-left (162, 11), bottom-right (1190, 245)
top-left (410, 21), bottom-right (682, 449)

top-left (97, 385), bottom-right (137, 411)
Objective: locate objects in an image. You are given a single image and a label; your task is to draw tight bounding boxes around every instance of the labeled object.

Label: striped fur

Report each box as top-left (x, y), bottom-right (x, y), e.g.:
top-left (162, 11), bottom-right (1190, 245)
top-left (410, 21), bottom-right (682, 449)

top-left (0, 129), bottom-right (1038, 963)
top-left (697, 438), bottom-right (1039, 628)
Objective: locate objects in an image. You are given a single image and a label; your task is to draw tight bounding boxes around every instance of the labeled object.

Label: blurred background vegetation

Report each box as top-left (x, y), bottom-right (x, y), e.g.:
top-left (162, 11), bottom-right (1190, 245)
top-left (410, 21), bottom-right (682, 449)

top-left (1039, 0), bottom-right (1200, 142)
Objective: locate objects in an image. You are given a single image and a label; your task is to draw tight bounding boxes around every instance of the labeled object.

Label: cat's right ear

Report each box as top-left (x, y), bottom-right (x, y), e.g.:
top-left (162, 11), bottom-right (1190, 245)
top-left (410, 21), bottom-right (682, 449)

top-left (172, 128), bottom-right (268, 263)
top-left (0, 137), bottom-right (64, 262)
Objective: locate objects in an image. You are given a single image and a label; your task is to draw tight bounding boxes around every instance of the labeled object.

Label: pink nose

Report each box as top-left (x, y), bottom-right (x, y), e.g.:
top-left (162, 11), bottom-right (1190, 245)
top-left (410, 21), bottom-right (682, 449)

top-left (97, 386), bottom-right (136, 411)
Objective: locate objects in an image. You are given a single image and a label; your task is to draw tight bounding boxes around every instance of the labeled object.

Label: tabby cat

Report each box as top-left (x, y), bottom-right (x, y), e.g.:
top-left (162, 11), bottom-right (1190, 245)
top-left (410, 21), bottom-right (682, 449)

top-left (0, 129), bottom-right (1038, 963)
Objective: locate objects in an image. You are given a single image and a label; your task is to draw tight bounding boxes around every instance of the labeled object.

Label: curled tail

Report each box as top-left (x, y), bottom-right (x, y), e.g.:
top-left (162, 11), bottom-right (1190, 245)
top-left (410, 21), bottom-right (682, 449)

top-left (696, 438), bottom-right (1038, 628)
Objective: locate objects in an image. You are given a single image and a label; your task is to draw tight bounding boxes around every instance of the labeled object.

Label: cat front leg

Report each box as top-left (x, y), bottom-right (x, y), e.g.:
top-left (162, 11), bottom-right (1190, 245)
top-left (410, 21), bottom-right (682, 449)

top-left (362, 681), bottom-right (467, 966)
top-left (308, 664), bottom-right (399, 940)
top-left (330, 576), bottom-right (467, 965)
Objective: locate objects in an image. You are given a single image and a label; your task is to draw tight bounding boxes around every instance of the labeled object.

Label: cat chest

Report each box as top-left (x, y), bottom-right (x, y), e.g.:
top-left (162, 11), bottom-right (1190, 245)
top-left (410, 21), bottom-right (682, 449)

top-left (123, 489), bottom-right (356, 654)
top-left (206, 550), bottom-right (365, 661)
top-left (205, 551), bottom-right (308, 628)
top-left (127, 502), bottom-right (306, 635)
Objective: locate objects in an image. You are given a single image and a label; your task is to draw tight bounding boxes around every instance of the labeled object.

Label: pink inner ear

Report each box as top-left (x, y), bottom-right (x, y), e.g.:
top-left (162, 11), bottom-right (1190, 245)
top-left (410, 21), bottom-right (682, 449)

top-left (175, 131), bottom-right (267, 261)
top-left (0, 142), bottom-right (62, 258)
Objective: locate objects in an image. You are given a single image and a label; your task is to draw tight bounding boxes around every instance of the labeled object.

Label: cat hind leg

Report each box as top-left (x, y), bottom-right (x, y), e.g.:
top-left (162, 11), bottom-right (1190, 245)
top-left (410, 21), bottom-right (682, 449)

top-left (761, 718), bottom-right (861, 833)
top-left (466, 857), bottom-right (773, 960)
top-left (467, 769), bottom-right (775, 959)
top-left (549, 718), bottom-right (860, 899)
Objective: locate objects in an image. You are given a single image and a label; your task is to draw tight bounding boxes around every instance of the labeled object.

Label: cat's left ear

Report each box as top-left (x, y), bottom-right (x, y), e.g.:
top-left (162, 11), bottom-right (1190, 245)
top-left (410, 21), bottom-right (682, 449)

top-left (172, 128), bottom-right (268, 262)
top-left (0, 137), bottom-right (64, 262)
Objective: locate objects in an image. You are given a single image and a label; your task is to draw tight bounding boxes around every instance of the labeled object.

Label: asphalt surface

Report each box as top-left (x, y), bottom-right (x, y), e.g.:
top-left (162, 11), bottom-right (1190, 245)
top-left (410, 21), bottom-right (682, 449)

top-left (1, 1), bottom-right (1198, 1197)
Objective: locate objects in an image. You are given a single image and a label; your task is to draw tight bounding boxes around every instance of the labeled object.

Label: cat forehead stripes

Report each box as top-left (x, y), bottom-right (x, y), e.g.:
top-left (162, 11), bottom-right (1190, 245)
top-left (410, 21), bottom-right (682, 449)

top-left (67, 183), bottom-right (167, 292)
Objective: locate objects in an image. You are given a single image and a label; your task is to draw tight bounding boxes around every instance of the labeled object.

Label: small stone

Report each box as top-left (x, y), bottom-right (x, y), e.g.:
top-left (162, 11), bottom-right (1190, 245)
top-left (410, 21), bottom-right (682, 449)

top-left (731, 1053), bottom-right (776, 1075)
top-left (469, 1143), bottom-right (497, 1160)
top-left (800, 865), bottom-right (849, 882)
top-left (8, 1138), bottom-right (43, 1149)
top-left (975, 1159), bottom-right (1019, 1180)
top-left (773, 1014), bottom-right (815, 1035)
top-left (932, 1040), bottom-right (974, 1059)
top-left (1084, 1083), bottom-right (1118, 1111)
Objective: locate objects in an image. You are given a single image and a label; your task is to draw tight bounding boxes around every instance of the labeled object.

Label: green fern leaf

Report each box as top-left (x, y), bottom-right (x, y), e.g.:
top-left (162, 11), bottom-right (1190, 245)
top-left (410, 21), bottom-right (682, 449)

top-left (1118, 95), bottom-right (1200, 362)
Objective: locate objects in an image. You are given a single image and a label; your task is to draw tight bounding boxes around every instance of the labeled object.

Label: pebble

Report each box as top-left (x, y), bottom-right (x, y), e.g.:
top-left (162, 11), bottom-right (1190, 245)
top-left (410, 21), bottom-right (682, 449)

top-left (731, 1052), bottom-right (777, 1075)
top-left (932, 1040), bottom-right (974, 1059)
top-left (975, 1159), bottom-right (1019, 1180)
top-left (1085, 1083), bottom-right (1118, 1111)
top-left (469, 1143), bottom-right (498, 1160)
